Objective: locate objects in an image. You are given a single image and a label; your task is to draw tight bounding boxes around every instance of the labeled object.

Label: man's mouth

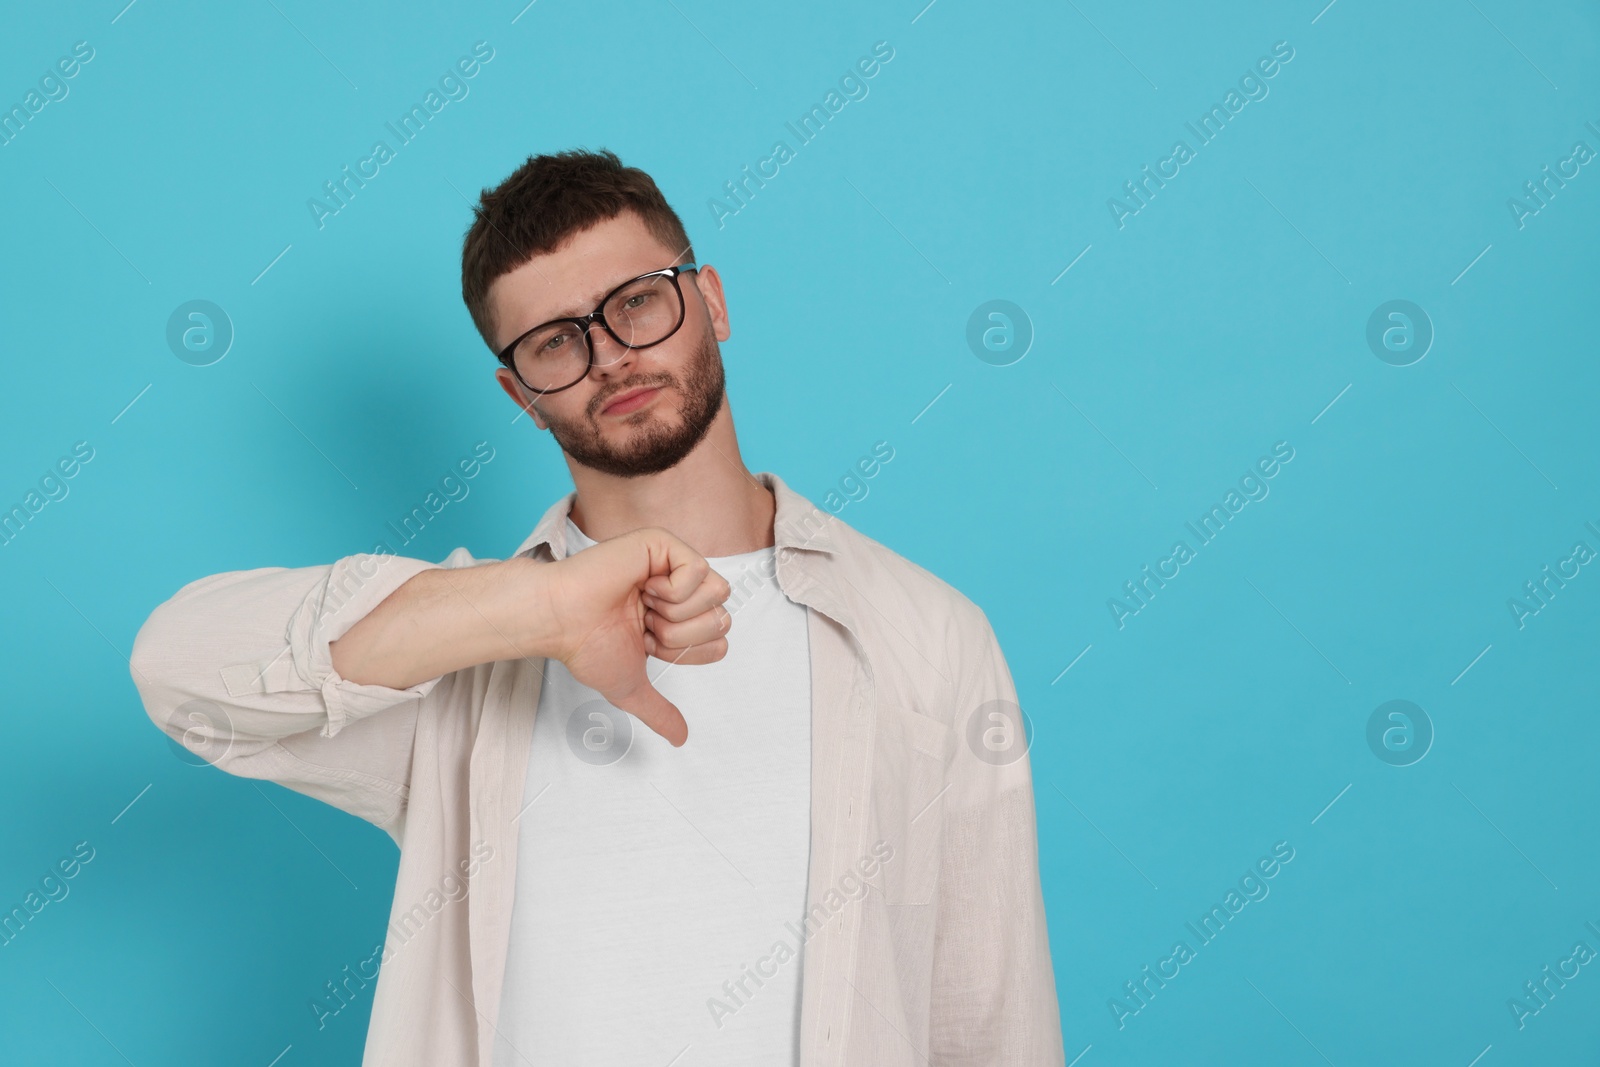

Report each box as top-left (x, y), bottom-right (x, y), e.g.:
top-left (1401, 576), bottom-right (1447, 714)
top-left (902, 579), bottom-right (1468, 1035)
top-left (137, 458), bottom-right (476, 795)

top-left (600, 386), bottom-right (661, 416)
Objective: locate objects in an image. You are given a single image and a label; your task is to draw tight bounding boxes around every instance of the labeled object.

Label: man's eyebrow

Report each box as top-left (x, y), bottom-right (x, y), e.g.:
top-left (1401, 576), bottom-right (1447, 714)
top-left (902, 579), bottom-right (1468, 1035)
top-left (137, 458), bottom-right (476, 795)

top-left (542, 283), bottom-right (611, 323)
top-left (512, 259), bottom-right (686, 341)
top-left (538, 272), bottom-right (640, 324)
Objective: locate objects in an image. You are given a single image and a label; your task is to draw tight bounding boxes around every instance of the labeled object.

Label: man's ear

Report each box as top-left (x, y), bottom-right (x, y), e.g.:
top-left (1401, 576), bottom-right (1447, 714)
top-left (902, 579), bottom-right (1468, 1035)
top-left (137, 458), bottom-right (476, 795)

top-left (495, 367), bottom-right (549, 430)
top-left (692, 264), bottom-right (731, 343)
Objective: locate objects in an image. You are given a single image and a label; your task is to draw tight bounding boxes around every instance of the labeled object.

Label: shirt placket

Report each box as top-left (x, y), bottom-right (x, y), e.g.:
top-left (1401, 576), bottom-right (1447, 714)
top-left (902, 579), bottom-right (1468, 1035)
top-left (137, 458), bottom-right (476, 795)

top-left (779, 555), bottom-right (876, 1067)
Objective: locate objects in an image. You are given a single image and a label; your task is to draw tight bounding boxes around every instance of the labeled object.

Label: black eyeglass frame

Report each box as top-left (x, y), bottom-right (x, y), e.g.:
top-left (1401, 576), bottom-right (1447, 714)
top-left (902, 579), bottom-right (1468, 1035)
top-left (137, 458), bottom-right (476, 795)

top-left (495, 262), bottom-right (700, 396)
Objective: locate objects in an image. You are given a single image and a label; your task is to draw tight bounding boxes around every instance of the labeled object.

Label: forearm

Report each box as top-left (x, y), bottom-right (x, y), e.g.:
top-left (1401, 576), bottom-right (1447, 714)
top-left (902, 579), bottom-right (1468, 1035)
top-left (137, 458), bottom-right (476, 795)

top-left (330, 556), bottom-right (560, 690)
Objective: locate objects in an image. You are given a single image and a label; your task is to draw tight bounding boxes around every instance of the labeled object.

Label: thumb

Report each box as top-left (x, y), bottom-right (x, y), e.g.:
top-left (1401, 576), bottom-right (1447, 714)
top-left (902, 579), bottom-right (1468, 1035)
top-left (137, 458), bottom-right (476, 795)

top-left (603, 672), bottom-right (688, 748)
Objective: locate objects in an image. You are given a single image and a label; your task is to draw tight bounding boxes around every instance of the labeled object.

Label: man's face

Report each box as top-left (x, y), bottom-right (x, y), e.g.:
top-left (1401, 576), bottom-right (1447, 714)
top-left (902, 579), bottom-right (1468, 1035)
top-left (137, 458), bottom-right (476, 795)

top-left (489, 210), bottom-right (731, 479)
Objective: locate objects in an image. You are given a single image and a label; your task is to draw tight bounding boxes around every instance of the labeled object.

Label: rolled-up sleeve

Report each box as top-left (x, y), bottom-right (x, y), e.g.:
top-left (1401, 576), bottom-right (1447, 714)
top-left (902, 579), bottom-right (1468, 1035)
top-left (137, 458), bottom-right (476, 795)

top-left (930, 606), bottom-right (1065, 1066)
top-left (129, 546), bottom-right (481, 837)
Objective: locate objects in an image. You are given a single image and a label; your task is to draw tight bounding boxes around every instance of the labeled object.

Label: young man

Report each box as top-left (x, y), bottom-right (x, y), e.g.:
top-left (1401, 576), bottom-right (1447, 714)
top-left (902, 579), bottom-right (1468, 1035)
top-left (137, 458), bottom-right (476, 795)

top-left (130, 149), bottom-right (1063, 1066)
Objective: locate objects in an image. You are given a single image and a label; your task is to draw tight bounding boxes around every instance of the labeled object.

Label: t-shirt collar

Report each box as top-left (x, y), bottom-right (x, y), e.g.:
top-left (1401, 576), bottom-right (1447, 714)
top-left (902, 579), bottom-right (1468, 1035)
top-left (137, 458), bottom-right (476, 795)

top-left (511, 470), bottom-right (837, 564)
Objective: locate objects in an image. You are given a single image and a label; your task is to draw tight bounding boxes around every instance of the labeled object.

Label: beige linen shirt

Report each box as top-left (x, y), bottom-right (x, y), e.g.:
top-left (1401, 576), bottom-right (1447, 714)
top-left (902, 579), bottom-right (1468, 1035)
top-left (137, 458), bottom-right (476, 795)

top-left (129, 470), bottom-right (1064, 1066)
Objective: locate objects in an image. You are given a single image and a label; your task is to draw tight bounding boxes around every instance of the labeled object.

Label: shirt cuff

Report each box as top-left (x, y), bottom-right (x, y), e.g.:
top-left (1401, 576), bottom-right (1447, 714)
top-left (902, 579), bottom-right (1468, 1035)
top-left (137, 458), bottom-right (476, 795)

top-left (288, 550), bottom-right (458, 738)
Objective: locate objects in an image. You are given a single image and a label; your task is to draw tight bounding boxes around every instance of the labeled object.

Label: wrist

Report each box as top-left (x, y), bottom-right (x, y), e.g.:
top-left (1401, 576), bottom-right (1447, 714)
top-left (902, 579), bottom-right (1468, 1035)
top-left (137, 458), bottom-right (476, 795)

top-left (497, 556), bottom-right (566, 662)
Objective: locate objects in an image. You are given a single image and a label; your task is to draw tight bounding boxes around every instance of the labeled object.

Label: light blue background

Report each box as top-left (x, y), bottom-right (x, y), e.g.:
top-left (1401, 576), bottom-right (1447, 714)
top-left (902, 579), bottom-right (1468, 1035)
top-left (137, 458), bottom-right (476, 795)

top-left (2, 0), bottom-right (1598, 1063)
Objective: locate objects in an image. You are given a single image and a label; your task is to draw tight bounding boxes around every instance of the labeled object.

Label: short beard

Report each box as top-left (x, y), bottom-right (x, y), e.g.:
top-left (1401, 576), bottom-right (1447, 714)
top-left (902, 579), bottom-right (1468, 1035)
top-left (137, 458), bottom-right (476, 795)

top-left (536, 324), bottom-right (726, 479)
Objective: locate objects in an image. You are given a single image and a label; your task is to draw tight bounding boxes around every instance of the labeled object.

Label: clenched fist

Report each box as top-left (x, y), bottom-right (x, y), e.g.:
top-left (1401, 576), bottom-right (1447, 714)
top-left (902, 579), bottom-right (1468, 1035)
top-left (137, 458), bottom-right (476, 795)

top-left (541, 525), bottom-right (733, 746)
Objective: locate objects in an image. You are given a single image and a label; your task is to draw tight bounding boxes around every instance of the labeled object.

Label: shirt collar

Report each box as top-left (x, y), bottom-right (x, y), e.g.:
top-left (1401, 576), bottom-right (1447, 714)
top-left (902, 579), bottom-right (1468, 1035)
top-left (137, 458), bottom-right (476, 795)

top-left (510, 470), bottom-right (838, 563)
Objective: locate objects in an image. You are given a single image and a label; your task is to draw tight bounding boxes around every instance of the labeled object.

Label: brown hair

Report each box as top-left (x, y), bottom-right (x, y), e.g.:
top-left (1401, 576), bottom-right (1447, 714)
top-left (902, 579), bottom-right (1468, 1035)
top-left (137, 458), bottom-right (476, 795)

top-left (460, 148), bottom-right (695, 352)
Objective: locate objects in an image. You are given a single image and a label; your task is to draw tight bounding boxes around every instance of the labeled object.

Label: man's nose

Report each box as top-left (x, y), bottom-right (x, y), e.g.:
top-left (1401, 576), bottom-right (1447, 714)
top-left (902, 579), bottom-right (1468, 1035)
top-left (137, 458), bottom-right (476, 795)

top-left (586, 324), bottom-right (635, 376)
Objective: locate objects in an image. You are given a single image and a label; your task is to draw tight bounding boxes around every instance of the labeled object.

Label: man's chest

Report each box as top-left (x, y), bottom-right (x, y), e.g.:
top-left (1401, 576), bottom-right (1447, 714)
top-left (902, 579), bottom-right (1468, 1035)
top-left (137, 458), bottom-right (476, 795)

top-left (489, 580), bottom-right (817, 1063)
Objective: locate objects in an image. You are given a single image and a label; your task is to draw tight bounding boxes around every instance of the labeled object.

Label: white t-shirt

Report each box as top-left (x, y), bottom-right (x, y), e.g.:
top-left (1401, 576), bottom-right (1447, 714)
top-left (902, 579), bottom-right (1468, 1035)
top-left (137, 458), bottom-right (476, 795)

top-left (492, 517), bottom-right (813, 1067)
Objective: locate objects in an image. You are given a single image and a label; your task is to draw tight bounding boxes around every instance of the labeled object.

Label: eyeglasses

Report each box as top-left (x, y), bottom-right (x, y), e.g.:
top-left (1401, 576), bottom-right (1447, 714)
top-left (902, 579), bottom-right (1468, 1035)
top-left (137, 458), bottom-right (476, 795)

top-left (496, 263), bottom-right (699, 396)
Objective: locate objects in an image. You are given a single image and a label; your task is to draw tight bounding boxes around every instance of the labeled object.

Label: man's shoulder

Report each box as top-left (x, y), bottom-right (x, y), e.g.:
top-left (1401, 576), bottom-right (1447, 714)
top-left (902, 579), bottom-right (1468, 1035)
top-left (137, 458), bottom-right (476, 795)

top-left (817, 511), bottom-right (989, 636)
top-left (810, 513), bottom-right (1007, 724)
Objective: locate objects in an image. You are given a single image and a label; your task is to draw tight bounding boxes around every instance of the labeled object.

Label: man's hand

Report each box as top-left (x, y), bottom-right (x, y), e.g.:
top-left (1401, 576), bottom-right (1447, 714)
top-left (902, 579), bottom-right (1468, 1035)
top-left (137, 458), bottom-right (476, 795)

top-left (541, 526), bottom-right (732, 747)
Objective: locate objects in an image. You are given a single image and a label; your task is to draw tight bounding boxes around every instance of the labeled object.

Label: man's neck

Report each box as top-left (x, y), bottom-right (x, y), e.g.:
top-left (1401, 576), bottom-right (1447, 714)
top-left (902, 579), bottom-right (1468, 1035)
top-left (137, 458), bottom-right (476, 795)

top-left (565, 409), bottom-right (775, 558)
